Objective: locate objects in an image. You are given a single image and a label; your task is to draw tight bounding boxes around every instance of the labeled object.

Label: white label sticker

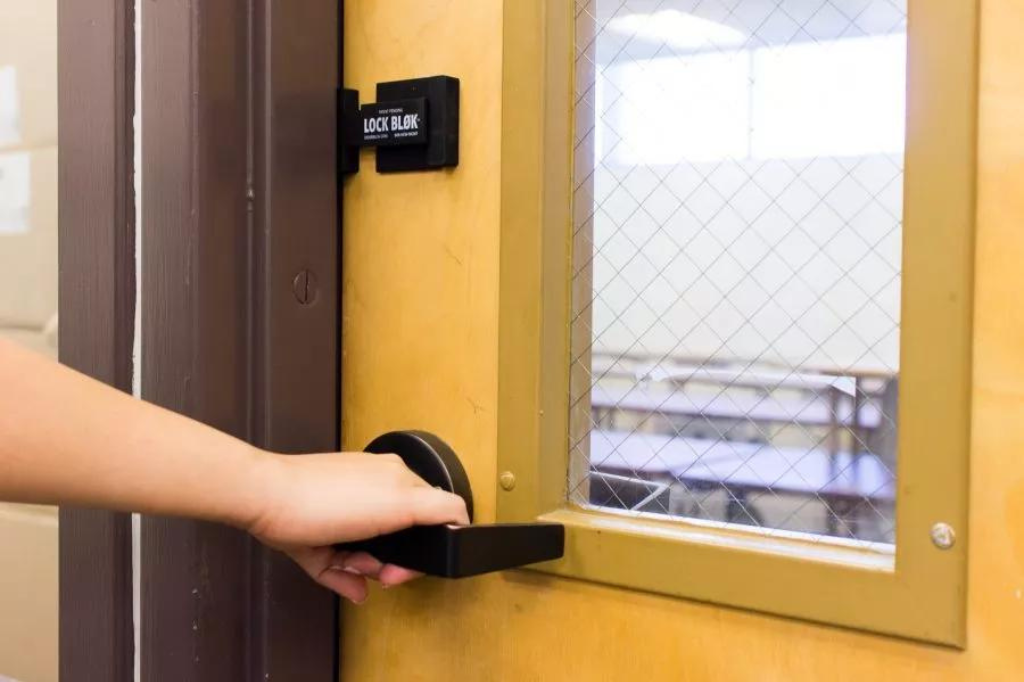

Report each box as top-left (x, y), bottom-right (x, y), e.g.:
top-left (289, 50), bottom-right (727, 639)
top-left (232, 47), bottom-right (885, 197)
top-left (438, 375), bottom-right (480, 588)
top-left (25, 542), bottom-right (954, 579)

top-left (0, 66), bottom-right (20, 147)
top-left (0, 152), bottom-right (30, 235)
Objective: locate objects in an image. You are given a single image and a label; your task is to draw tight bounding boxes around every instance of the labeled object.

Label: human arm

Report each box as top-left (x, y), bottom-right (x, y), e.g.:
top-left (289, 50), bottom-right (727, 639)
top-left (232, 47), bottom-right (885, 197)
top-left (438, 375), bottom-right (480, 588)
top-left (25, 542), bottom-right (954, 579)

top-left (0, 337), bottom-right (468, 602)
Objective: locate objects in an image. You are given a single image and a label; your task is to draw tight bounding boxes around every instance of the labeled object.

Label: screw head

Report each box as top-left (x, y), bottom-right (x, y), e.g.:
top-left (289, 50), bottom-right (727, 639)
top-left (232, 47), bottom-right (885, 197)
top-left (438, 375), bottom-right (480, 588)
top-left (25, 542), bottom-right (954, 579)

top-left (930, 522), bottom-right (956, 550)
top-left (499, 471), bottom-right (516, 491)
top-left (292, 269), bottom-right (318, 306)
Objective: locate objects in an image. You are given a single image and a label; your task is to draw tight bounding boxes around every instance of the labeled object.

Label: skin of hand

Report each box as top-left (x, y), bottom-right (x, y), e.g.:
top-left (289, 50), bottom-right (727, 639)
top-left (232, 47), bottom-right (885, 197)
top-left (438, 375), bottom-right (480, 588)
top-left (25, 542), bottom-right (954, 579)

top-left (247, 451), bottom-right (470, 603)
top-left (0, 337), bottom-right (469, 604)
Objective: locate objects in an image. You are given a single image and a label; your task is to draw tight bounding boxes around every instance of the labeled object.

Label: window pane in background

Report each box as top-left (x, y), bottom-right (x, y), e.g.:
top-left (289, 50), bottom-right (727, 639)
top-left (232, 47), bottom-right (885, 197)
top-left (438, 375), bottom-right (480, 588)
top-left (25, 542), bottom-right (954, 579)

top-left (570, 0), bottom-right (905, 547)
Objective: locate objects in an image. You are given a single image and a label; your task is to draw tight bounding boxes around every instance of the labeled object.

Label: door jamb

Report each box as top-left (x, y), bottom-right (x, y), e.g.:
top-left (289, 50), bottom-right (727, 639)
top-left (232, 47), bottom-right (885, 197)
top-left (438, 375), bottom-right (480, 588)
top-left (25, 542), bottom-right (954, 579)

top-left (58, 0), bottom-right (344, 679)
top-left (139, 1), bottom-right (342, 679)
top-left (57, 1), bottom-right (137, 679)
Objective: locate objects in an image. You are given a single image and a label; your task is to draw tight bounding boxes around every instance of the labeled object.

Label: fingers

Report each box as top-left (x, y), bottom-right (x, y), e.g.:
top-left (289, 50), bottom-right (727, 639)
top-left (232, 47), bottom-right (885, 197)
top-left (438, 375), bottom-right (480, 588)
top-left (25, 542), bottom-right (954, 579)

top-left (337, 551), bottom-right (384, 580)
top-left (331, 550), bottom-right (422, 588)
top-left (378, 564), bottom-right (422, 587)
top-left (288, 547), bottom-right (425, 602)
top-left (408, 486), bottom-right (471, 526)
top-left (318, 568), bottom-right (369, 604)
top-left (289, 546), bottom-right (369, 603)
top-left (374, 487), bottom-right (465, 584)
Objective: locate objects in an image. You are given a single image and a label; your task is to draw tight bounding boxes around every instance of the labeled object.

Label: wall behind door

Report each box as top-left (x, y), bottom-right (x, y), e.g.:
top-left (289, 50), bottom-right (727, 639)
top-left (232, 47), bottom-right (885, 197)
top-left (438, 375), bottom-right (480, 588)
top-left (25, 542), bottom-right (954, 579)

top-left (0, 1), bottom-right (59, 682)
top-left (340, 1), bottom-right (1024, 680)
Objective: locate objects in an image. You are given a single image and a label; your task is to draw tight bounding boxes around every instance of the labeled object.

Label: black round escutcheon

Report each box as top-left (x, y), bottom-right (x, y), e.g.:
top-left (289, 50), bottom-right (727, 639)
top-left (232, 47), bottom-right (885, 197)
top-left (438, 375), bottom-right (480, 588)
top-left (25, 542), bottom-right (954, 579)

top-left (364, 431), bottom-right (475, 523)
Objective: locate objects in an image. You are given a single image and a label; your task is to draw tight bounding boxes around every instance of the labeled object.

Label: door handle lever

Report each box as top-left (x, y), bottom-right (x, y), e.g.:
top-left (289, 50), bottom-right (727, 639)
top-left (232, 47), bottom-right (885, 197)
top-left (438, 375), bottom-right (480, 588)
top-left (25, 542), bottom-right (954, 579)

top-left (336, 431), bottom-right (564, 578)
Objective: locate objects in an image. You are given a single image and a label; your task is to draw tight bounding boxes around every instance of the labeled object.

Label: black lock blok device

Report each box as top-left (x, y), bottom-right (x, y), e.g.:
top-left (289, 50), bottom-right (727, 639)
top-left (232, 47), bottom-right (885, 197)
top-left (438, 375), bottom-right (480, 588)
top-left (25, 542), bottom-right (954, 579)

top-left (336, 431), bottom-right (564, 578)
top-left (340, 76), bottom-right (459, 175)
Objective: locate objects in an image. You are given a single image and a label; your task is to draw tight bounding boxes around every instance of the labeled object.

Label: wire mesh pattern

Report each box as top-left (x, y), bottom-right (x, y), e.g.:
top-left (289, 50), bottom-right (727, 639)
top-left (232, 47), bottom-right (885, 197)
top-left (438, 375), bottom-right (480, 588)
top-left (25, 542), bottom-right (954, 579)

top-left (570, 0), bottom-right (906, 545)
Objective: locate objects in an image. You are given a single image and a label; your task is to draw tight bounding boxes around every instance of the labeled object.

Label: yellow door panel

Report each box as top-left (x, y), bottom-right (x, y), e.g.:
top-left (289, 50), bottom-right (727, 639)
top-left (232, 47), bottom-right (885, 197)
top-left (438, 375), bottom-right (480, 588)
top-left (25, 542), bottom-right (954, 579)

top-left (341, 0), bottom-right (1024, 680)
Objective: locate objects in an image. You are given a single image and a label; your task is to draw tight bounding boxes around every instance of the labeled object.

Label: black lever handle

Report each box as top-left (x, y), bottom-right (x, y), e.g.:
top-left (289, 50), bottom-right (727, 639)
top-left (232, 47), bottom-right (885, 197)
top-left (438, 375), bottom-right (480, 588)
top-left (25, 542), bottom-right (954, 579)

top-left (336, 431), bottom-right (564, 578)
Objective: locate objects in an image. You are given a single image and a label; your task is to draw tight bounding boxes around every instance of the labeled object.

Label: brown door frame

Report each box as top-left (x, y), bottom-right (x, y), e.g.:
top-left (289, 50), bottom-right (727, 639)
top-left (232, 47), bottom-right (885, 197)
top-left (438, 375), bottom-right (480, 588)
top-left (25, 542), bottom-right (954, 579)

top-left (58, 1), bottom-right (342, 679)
top-left (140, 0), bottom-right (341, 678)
top-left (58, 1), bottom-right (137, 679)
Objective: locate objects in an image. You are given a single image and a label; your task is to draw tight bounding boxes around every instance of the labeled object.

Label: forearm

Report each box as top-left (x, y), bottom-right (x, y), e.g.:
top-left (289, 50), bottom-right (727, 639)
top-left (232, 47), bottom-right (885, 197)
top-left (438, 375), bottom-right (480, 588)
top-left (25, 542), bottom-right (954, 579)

top-left (0, 337), bottom-right (266, 527)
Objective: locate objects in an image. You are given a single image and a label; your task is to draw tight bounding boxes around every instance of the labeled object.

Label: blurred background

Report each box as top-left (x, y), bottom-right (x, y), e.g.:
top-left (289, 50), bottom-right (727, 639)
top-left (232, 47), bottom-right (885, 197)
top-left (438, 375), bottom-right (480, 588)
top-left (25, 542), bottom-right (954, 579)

top-left (0, 1), bottom-right (59, 680)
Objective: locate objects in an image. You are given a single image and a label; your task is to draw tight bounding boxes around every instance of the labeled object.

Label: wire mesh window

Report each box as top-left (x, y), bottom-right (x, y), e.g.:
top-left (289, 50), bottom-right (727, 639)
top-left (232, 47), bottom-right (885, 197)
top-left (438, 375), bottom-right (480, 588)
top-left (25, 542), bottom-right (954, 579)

top-left (570, 0), bottom-right (906, 546)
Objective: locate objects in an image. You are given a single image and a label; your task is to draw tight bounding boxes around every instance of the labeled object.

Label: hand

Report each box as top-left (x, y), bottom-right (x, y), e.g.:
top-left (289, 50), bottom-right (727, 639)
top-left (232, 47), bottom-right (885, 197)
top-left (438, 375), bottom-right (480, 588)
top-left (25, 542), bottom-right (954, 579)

top-left (244, 451), bottom-right (469, 604)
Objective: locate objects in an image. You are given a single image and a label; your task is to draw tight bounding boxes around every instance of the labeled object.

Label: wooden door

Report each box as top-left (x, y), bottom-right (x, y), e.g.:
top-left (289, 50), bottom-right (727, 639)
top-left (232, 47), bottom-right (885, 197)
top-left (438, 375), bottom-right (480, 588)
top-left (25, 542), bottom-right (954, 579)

top-left (340, 1), bottom-right (1024, 680)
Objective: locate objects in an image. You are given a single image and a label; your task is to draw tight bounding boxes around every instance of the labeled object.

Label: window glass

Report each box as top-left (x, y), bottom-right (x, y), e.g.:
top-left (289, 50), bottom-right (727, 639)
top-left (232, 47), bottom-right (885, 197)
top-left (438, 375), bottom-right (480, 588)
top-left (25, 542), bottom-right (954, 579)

top-left (571, 0), bottom-right (906, 545)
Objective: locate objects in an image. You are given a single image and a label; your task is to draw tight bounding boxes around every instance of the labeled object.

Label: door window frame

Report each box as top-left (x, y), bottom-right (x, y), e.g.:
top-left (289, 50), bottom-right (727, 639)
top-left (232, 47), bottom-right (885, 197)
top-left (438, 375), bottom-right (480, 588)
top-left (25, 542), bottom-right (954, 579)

top-left (496, 0), bottom-right (978, 646)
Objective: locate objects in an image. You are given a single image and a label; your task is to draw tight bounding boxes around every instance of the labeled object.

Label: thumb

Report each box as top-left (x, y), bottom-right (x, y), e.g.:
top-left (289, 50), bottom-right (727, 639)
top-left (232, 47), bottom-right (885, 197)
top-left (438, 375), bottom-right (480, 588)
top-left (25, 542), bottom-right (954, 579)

top-left (406, 487), bottom-right (471, 527)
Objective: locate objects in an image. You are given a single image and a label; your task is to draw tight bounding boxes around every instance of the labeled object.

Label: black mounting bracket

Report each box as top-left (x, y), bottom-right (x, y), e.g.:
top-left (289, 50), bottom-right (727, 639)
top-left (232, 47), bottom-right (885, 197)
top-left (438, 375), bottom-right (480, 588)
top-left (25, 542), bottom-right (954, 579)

top-left (339, 75), bottom-right (460, 175)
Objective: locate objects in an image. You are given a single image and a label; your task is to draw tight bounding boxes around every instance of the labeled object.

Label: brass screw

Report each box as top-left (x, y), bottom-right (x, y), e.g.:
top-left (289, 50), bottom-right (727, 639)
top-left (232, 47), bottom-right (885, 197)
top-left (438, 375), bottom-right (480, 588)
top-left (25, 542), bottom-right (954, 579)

top-left (930, 522), bottom-right (956, 550)
top-left (499, 471), bottom-right (516, 491)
